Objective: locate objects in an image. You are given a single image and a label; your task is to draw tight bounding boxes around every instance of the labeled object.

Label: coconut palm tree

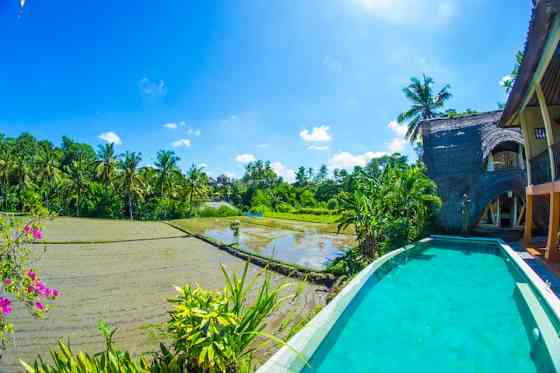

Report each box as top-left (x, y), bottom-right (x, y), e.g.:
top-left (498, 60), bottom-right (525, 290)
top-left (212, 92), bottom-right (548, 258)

top-left (36, 144), bottom-right (62, 210)
top-left (155, 150), bottom-right (180, 197)
top-left (96, 143), bottom-right (117, 188)
top-left (63, 155), bottom-right (91, 217)
top-left (397, 74), bottom-right (452, 143)
top-left (119, 151), bottom-right (144, 220)
top-left (184, 165), bottom-right (209, 214)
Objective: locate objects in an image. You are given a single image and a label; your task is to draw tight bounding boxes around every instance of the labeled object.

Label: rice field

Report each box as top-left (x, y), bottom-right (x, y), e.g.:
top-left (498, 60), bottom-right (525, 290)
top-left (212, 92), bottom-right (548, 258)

top-left (1, 218), bottom-right (326, 372)
top-left (171, 217), bottom-right (356, 270)
top-left (39, 217), bottom-right (187, 243)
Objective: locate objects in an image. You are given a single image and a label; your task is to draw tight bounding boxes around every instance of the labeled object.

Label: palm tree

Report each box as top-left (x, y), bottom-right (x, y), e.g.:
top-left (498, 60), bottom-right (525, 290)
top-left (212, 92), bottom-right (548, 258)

top-left (119, 151), bottom-right (144, 220)
top-left (63, 155), bottom-right (91, 217)
top-left (36, 145), bottom-right (62, 210)
top-left (96, 143), bottom-right (117, 188)
top-left (397, 74), bottom-right (452, 143)
top-left (184, 164), bottom-right (209, 214)
top-left (155, 150), bottom-right (180, 197)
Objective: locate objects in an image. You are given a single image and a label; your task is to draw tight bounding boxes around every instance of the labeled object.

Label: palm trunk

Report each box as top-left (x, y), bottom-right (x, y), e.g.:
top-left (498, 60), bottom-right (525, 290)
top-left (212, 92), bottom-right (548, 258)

top-left (128, 194), bottom-right (133, 220)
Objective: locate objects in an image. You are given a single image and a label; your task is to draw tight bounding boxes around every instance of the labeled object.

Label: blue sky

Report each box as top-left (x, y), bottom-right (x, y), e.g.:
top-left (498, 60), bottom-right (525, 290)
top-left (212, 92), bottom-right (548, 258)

top-left (1, 0), bottom-right (531, 181)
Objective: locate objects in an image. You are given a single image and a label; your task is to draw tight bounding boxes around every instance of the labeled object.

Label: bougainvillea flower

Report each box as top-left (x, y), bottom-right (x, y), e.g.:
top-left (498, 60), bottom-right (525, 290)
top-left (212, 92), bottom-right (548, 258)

top-left (0, 297), bottom-right (12, 316)
top-left (35, 281), bottom-right (48, 296)
top-left (27, 269), bottom-right (37, 281)
top-left (32, 228), bottom-right (43, 240)
top-left (35, 302), bottom-right (45, 311)
top-left (47, 288), bottom-right (60, 298)
top-left (3, 278), bottom-right (12, 286)
top-left (23, 225), bottom-right (32, 234)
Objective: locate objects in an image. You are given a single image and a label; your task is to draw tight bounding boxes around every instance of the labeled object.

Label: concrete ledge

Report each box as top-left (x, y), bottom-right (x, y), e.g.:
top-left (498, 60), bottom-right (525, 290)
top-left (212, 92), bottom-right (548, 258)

top-left (514, 283), bottom-right (560, 373)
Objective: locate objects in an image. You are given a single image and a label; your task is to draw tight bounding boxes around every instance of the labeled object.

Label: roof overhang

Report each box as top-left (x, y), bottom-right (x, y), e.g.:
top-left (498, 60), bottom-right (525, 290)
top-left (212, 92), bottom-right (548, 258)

top-left (500, 0), bottom-right (560, 127)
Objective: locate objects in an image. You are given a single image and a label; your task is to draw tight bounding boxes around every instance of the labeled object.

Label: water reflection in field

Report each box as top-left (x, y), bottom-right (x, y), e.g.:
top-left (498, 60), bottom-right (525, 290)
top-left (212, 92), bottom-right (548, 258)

top-left (204, 225), bottom-right (354, 270)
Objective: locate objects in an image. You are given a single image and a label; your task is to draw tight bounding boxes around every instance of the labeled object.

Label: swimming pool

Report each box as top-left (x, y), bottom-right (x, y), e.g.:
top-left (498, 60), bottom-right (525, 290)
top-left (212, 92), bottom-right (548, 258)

top-left (259, 237), bottom-right (560, 373)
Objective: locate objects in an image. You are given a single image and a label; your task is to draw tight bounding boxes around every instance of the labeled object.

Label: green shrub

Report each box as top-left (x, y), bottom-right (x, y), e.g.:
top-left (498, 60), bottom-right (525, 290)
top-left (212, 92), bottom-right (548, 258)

top-left (250, 204), bottom-right (270, 214)
top-left (326, 198), bottom-right (338, 210)
top-left (194, 205), bottom-right (240, 218)
top-left (167, 262), bottom-right (289, 372)
top-left (276, 202), bottom-right (294, 213)
top-left (326, 248), bottom-right (366, 277)
top-left (299, 190), bottom-right (316, 208)
top-left (21, 321), bottom-right (152, 373)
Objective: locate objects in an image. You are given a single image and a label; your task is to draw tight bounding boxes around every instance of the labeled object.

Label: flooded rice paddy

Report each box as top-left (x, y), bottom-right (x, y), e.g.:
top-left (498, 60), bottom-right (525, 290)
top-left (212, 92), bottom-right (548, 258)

top-left (1, 218), bottom-right (327, 372)
top-left (173, 218), bottom-right (356, 270)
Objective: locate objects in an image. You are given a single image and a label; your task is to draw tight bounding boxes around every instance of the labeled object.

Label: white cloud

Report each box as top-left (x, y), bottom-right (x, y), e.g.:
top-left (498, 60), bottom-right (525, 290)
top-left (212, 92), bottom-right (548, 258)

top-left (224, 171), bottom-right (236, 179)
top-left (328, 151), bottom-right (386, 170)
top-left (388, 120), bottom-right (408, 137)
top-left (300, 125), bottom-right (332, 142)
top-left (308, 144), bottom-right (329, 151)
top-left (271, 161), bottom-right (296, 183)
top-left (98, 131), bottom-right (122, 145)
top-left (235, 153), bottom-right (256, 164)
top-left (257, 143), bottom-right (269, 149)
top-left (138, 77), bottom-right (167, 97)
top-left (171, 138), bottom-right (191, 148)
top-left (164, 122), bottom-right (178, 129)
top-left (387, 120), bottom-right (409, 153)
top-left (355, 0), bottom-right (455, 25)
top-left (187, 128), bottom-right (201, 136)
top-left (388, 138), bottom-right (406, 153)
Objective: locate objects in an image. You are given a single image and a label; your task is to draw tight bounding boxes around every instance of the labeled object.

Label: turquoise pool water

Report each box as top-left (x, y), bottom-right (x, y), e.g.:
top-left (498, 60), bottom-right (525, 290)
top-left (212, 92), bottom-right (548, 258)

top-left (303, 241), bottom-right (539, 372)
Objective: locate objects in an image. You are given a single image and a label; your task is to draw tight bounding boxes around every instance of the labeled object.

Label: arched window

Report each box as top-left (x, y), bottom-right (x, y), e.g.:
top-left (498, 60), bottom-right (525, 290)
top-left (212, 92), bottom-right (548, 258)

top-left (484, 141), bottom-right (525, 172)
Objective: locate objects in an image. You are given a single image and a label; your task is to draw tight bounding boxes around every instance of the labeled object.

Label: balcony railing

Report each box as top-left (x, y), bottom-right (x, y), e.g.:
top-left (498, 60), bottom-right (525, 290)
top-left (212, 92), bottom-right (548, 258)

top-left (529, 149), bottom-right (551, 185)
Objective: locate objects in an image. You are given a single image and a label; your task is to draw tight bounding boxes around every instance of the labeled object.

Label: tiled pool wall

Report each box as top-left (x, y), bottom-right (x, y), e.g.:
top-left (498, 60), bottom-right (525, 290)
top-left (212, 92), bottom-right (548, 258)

top-left (258, 236), bottom-right (560, 373)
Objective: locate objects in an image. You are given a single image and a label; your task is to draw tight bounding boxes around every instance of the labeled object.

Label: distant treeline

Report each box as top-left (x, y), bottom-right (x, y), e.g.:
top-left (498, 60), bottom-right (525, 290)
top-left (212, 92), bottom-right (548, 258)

top-left (0, 132), bottom-right (409, 220)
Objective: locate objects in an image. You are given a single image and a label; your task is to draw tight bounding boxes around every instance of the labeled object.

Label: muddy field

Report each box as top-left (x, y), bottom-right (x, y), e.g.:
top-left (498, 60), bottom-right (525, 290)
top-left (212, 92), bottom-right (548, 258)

top-left (1, 223), bottom-right (326, 372)
top-left (39, 217), bottom-right (186, 243)
top-left (172, 218), bottom-right (356, 270)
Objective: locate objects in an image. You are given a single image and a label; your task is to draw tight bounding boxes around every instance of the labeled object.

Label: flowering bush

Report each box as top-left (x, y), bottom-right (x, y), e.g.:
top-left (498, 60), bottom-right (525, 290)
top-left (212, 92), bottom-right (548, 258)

top-left (0, 210), bottom-right (60, 350)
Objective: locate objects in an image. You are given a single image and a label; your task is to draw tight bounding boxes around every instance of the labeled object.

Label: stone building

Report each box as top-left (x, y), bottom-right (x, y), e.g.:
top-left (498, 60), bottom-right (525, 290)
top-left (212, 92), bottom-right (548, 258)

top-left (421, 111), bottom-right (527, 232)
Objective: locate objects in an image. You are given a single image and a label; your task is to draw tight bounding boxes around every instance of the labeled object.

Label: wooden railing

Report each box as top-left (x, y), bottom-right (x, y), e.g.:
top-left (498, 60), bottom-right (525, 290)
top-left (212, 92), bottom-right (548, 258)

top-left (529, 149), bottom-right (551, 185)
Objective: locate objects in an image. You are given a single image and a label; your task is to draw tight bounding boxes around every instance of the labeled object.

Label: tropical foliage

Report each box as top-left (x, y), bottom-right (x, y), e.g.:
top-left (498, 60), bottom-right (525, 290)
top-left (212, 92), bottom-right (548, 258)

top-left (330, 161), bottom-right (441, 275)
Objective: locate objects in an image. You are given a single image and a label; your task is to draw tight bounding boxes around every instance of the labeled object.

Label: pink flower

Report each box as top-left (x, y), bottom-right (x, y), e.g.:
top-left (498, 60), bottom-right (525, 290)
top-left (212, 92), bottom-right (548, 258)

top-left (23, 225), bottom-right (32, 235)
top-left (35, 302), bottom-right (45, 311)
top-left (47, 288), bottom-right (60, 298)
top-left (0, 297), bottom-right (12, 316)
top-left (32, 228), bottom-right (43, 240)
top-left (27, 285), bottom-right (35, 294)
top-left (3, 278), bottom-right (12, 286)
top-left (27, 269), bottom-right (36, 281)
top-left (35, 281), bottom-right (48, 296)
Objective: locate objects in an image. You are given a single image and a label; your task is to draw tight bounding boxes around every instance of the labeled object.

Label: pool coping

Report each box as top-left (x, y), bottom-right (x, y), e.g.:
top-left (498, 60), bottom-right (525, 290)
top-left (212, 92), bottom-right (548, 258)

top-left (257, 236), bottom-right (560, 373)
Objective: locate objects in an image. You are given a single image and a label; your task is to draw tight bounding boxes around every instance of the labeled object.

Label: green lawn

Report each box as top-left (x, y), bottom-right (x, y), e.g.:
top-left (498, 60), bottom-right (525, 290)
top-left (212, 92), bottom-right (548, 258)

top-left (263, 211), bottom-right (339, 224)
